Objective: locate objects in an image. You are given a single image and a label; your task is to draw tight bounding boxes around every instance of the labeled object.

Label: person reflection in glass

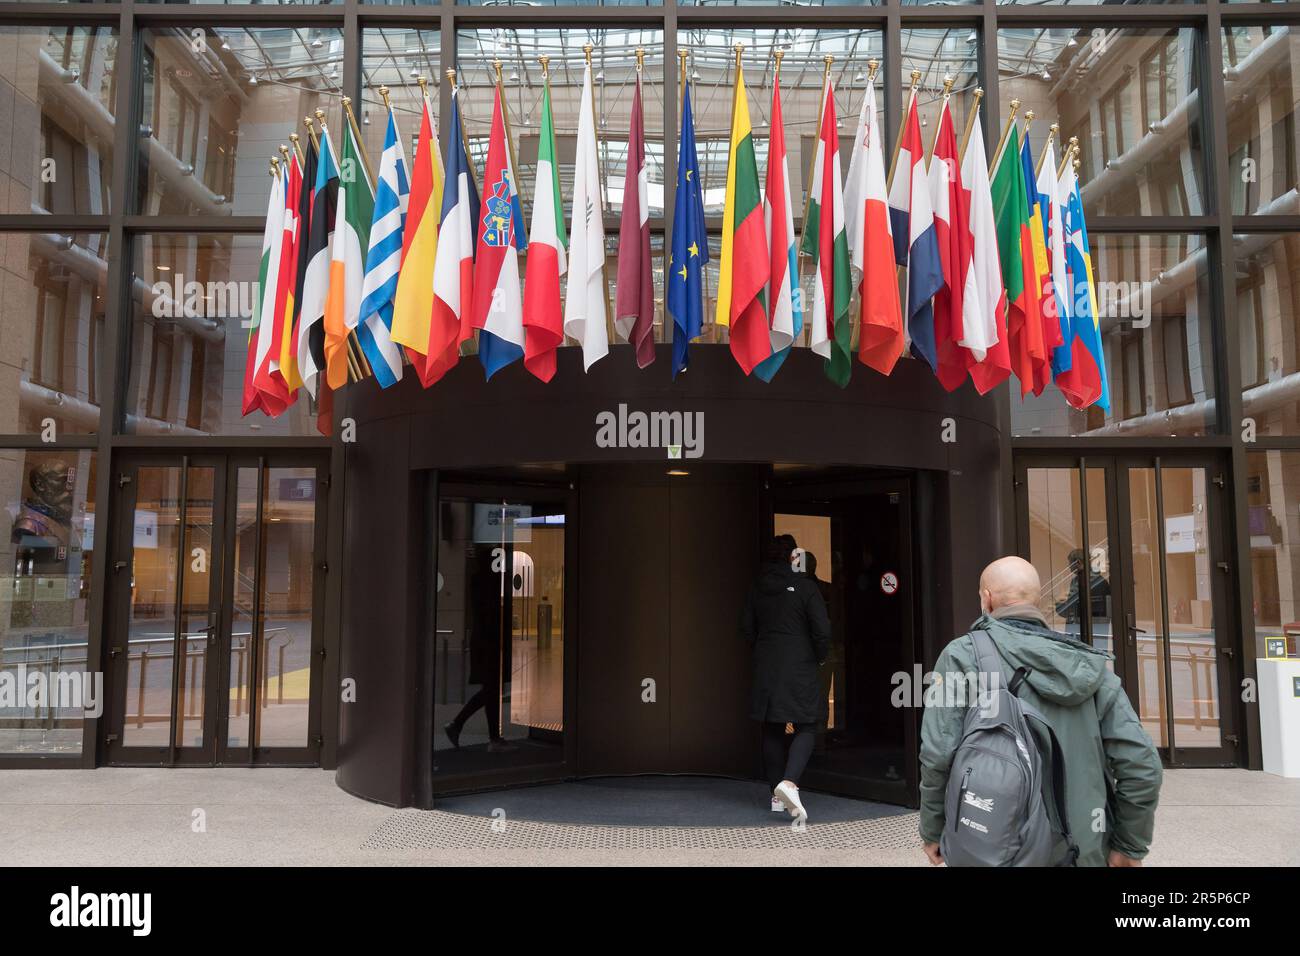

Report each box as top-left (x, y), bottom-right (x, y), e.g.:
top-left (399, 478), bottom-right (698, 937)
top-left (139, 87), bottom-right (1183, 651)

top-left (1055, 548), bottom-right (1111, 646)
top-left (444, 543), bottom-right (517, 754)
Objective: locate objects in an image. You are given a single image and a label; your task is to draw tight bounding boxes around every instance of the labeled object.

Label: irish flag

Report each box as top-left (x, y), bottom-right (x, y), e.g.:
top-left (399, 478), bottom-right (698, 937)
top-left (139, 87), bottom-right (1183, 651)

top-left (801, 74), bottom-right (852, 388)
top-left (715, 56), bottom-right (770, 376)
top-left (523, 74), bottom-right (567, 383)
top-left (323, 115), bottom-right (373, 392)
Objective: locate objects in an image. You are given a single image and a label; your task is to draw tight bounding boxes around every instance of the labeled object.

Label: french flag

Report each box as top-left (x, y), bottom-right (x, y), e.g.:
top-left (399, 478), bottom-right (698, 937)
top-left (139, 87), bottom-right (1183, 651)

top-left (887, 90), bottom-right (944, 371)
top-left (469, 85), bottom-right (527, 379)
top-left (429, 85), bottom-right (479, 383)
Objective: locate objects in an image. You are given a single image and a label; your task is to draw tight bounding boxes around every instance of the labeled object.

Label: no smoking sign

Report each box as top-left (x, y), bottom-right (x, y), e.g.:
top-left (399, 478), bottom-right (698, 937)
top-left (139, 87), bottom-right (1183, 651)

top-left (880, 571), bottom-right (899, 595)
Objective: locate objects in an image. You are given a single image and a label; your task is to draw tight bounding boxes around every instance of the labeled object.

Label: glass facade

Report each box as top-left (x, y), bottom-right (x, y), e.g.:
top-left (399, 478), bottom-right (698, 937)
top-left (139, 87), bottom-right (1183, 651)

top-left (0, 0), bottom-right (1292, 769)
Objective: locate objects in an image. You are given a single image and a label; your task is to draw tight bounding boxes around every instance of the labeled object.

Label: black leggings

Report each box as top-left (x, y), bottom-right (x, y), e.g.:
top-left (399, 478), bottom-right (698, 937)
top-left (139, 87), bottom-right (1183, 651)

top-left (762, 721), bottom-right (817, 791)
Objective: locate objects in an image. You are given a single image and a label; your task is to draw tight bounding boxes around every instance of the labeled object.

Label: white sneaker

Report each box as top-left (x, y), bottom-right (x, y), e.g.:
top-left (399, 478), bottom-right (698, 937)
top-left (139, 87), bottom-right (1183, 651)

top-left (774, 780), bottom-right (807, 822)
top-left (770, 795), bottom-right (785, 813)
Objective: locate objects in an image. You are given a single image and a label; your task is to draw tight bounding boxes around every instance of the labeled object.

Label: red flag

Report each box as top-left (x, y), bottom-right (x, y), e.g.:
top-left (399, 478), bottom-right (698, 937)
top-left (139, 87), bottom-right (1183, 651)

top-left (929, 99), bottom-right (974, 391)
top-left (615, 73), bottom-right (654, 368)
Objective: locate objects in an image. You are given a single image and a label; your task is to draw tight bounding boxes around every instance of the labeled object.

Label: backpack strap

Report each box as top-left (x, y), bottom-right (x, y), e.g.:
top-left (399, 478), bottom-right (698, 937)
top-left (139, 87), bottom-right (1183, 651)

top-left (1030, 714), bottom-right (1081, 867)
top-left (967, 629), bottom-right (1005, 683)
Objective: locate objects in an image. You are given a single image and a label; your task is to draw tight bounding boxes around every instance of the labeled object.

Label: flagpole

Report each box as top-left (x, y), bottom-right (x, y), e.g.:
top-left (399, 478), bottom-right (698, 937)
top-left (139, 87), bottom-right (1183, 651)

top-left (342, 96), bottom-right (377, 190)
top-left (584, 42), bottom-right (615, 343)
top-left (492, 59), bottom-right (525, 207)
top-left (958, 87), bottom-right (984, 162)
top-left (445, 70), bottom-right (479, 194)
top-left (927, 74), bottom-right (955, 161)
top-left (315, 108), bottom-right (370, 384)
top-left (989, 98), bottom-right (1021, 173)
top-left (1059, 136), bottom-right (1079, 178)
top-left (1036, 122), bottom-right (1059, 177)
top-left (304, 116), bottom-right (320, 152)
top-left (289, 133), bottom-right (304, 166)
top-left (888, 70), bottom-right (922, 190)
top-left (798, 53), bottom-right (833, 264)
top-left (1021, 109), bottom-right (1035, 163)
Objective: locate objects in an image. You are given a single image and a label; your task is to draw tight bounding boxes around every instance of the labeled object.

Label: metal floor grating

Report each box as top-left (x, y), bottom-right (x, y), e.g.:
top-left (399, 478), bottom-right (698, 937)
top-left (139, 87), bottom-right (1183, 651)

top-left (362, 808), bottom-right (923, 851)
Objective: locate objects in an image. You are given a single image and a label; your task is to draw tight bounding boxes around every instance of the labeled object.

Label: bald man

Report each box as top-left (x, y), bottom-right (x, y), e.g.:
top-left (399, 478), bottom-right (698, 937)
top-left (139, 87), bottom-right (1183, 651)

top-left (919, 556), bottom-right (1163, 867)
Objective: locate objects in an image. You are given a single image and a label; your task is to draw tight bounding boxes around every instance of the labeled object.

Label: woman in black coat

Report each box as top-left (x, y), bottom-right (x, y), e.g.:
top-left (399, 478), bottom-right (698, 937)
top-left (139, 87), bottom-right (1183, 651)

top-left (740, 535), bottom-right (832, 821)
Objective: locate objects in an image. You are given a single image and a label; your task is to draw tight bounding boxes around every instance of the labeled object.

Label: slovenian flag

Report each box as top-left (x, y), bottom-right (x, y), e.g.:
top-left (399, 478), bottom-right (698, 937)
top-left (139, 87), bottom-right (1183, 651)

top-left (888, 89), bottom-right (943, 371)
top-left (752, 65), bottom-right (798, 384)
top-left (1056, 159), bottom-right (1109, 411)
top-left (431, 85), bottom-right (479, 378)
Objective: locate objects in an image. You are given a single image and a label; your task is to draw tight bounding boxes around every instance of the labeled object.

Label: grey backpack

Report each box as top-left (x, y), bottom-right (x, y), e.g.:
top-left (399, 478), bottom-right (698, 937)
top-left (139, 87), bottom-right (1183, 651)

top-left (939, 630), bottom-right (1080, 867)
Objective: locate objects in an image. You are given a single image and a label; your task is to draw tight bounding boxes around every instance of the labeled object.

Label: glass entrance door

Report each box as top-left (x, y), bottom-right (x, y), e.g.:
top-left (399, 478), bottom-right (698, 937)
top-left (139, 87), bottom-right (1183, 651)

top-left (1017, 455), bottom-right (1239, 767)
top-left (104, 455), bottom-right (326, 765)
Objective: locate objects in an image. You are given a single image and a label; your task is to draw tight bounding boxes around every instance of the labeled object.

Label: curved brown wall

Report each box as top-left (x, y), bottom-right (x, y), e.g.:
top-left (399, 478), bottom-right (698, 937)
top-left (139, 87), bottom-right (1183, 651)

top-left (335, 343), bottom-right (1007, 807)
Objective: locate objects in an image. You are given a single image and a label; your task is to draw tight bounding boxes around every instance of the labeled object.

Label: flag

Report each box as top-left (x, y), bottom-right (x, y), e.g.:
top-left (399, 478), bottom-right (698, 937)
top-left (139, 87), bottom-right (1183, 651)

top-left (357, 103), bottom-right (409, 389)
top-left (1055, 159), bottom-right (1110, 410)
top-left (843, 73), bottom-right (903, 376)
top-left (469, 85), bottom-right (527, 379)
top-left (565, 60), bottom-right (609, 371)
top-left (801, 74), bottom-right (851, 388)
top-left (522, 74), bottom-right (567, 383)
top-left (244, 162), bottom-right (285, 416)
top-left (1022, 128), bottom-right (1061, 394)
top-left (282, 135), bottom-right (316, 394)
top-left (323, 116), bottom-right (373, 391)
top-left (960, 107), bottom-right (1011, 395)
top-left (887, 89), bottom-right (943, 371)
top-left (267, 149), bottom-right (303, 404)
top-left (1037, 136), bottom-right (1072, 380)
top-left (428, 85), bottom-right (479, 385)
top-left (990, 121), bottom-right (1046, 397)
top-left (716, 57), bottom-right (770, 376)
top-left (667, 81), bottom-right (707, 380)
top-left (298, 125), bottom-right (339, 399)
top-left (615, 69), bottom-right (654, 369)
top-left (928, 96), bottom-right (975, 391)
top-left (753, 66), bottom-right (799, 384)
top-left (391, 91), bottom-right (445, 386)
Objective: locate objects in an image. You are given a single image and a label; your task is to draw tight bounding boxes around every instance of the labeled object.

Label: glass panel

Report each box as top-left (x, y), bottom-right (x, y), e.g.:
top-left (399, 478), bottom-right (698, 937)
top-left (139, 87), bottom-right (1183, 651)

top-left (0, 449), bottom-right (96, 755)
top-left (1235, 233), bottom-right (1300, 437)
top-left (0, 231), bottom-right (108, 435)
top-left (0, 25), bottom-right (117, 216)
top-left (456, 27), bottom-right (666, 220)
top-left (136, 27), bottom-right (343, 216)
top-left (359, 28), bottom-right (439, 168)
top-left (121, 466), bottom-right (181, 748)
top-left (1127, 467), bottom-right (1169, 748)
top-left (435, 497), bottom-right (566, 774)
top-left (1247, 450), bottom-right (1300, 660)
top-left (998, 27), bottom-right (1205, 217)
top-left (1160, 467), bottom-right (1221, 748)
top-left (227, 466), bottom-right (256, 748)
top-left (900, 28), bottom-right (982, 138)
top-left (1010, 233), bottom-right (1215, 438)
top-left (1223, 26), bottom-right (1300, 217)
top-left (256, 466), bottom-right (316, 748)
top-left (176, 466), bottom-right (215, 747)
top-left (127, 233), bottom-right (321, 437)
top-left (683, 0), bottom-right (870, 6)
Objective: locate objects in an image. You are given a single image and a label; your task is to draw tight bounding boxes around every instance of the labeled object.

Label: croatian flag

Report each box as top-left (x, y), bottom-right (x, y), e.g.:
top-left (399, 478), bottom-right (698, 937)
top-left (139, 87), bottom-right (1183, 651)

top-left (431, 86), bottom-right (479, 371)
top-left (356, 103), bottom-right (410, 388)
top-left (887, 89), bottom-right (943, 370)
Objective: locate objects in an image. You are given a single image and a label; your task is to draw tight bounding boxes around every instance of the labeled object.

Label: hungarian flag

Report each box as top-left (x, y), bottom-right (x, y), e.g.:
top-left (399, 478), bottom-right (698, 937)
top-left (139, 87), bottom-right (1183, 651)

top-left (428, 85), bottom-right (478, 385)
top-left (356, 101), bottom-right (410, 389)
top-left (243, 161), bottom-right (285, 417)
top-left (716, 56), bottom-right (770, 376)
top-left (752, 66), bottom-right (799, 384)
top-left (960, 107), bottom-right (1011, 395)
top-left (888, 90), bottom-right (944, 371)
top-left (564, 60), bottom-right (609, 371)
top-left (990, 121), bottom-right (1047, 397)
top-left (1021, 129), bottom-right (1060, 395)
top-left (522, 75), bottom-right (567, 383)
top-left (801, 75), bottom-right (851, 388)
top-left (297, 125), bottom-right (339, 400)
top-left (469, 84), bottom-right (526, 379)
top-left (281, 136), bottom-right (317, 394)
top-left (391, 90), bottom-right (444, 386)
top-left (928, 97), bottom-right (975, 392)
top-left (324, 116), bottom-right (374, 391)
top-left (843, 73), bottom-right (903, 376)
top-left (615, 69), bottom-right (654, 369)
top-left (266, 149), bottom-right (302, 404)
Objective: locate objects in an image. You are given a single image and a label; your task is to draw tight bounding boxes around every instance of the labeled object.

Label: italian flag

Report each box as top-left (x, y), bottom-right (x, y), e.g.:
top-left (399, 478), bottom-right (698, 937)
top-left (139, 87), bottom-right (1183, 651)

top-left (324, 117), bottom-right (374, 391)
top-left (715, 58), bottom-right (771, 376)
top-left (801, 75), bottom-right (853, 388)
top-left (990, 122), bottom-right (1046, 398)
top-left (523, 78), bottom-right (567, 382)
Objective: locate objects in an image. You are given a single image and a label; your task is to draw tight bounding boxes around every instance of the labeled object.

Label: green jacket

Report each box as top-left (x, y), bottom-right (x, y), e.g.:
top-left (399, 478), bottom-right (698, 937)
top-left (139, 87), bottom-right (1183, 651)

top-left (919, 613), bottom-right (1163, 866)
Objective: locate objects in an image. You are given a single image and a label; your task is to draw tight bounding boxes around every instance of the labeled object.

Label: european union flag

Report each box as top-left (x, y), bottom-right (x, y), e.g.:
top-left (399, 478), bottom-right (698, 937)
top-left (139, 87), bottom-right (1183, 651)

top-left (668, 85), bottom-right (708, 379)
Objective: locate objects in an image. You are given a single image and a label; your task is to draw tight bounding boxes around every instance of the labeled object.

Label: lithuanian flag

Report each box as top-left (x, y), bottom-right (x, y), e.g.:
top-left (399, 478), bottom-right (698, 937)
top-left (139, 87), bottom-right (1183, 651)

top-left (715, 55), bottom-right (771, 376)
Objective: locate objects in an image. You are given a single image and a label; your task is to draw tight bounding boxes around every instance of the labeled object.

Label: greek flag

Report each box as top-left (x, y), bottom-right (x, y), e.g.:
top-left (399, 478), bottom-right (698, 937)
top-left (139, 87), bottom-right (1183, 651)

top-left (357, 105), bottom-right (410, 388)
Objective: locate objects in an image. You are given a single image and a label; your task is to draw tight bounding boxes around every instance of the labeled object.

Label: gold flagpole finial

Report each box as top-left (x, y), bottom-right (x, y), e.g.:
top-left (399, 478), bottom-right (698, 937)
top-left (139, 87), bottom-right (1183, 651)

top-left (378, 85), bottom-right (392, 110)
top-left (867, 58), bottom-right (879, 84)
top-left (773, 48), bottom-right (784, 81)
top-left (314, 107), bottom-right (327, 131)
top-left (635, 48), bottom-right (645, 73)
top-left (539, 55), bottom-right (550, 79)
top-left (493, 59), bottom-right (503, 86)
top-left (958, 88), bottom-right (985, 161)
top-left (269, 158), bottom-right (278, 177)
top-left (583, 43), bottom-right (594, 67)
top-left (734, 42), bottom-right (744, 68)
top-left (278, 143), bottom-right (289, 162)
top-left (445, 67), bottom-right (456, 86)
top-left (910, 69), bottom-right (922, 89)
top-left (942, 74), bottom-right (955, 97)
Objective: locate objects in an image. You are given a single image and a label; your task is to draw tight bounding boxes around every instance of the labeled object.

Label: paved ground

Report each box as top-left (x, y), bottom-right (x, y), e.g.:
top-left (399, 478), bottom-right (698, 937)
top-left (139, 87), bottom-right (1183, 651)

top-left (0, 767), bottom-right (1295, 866)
